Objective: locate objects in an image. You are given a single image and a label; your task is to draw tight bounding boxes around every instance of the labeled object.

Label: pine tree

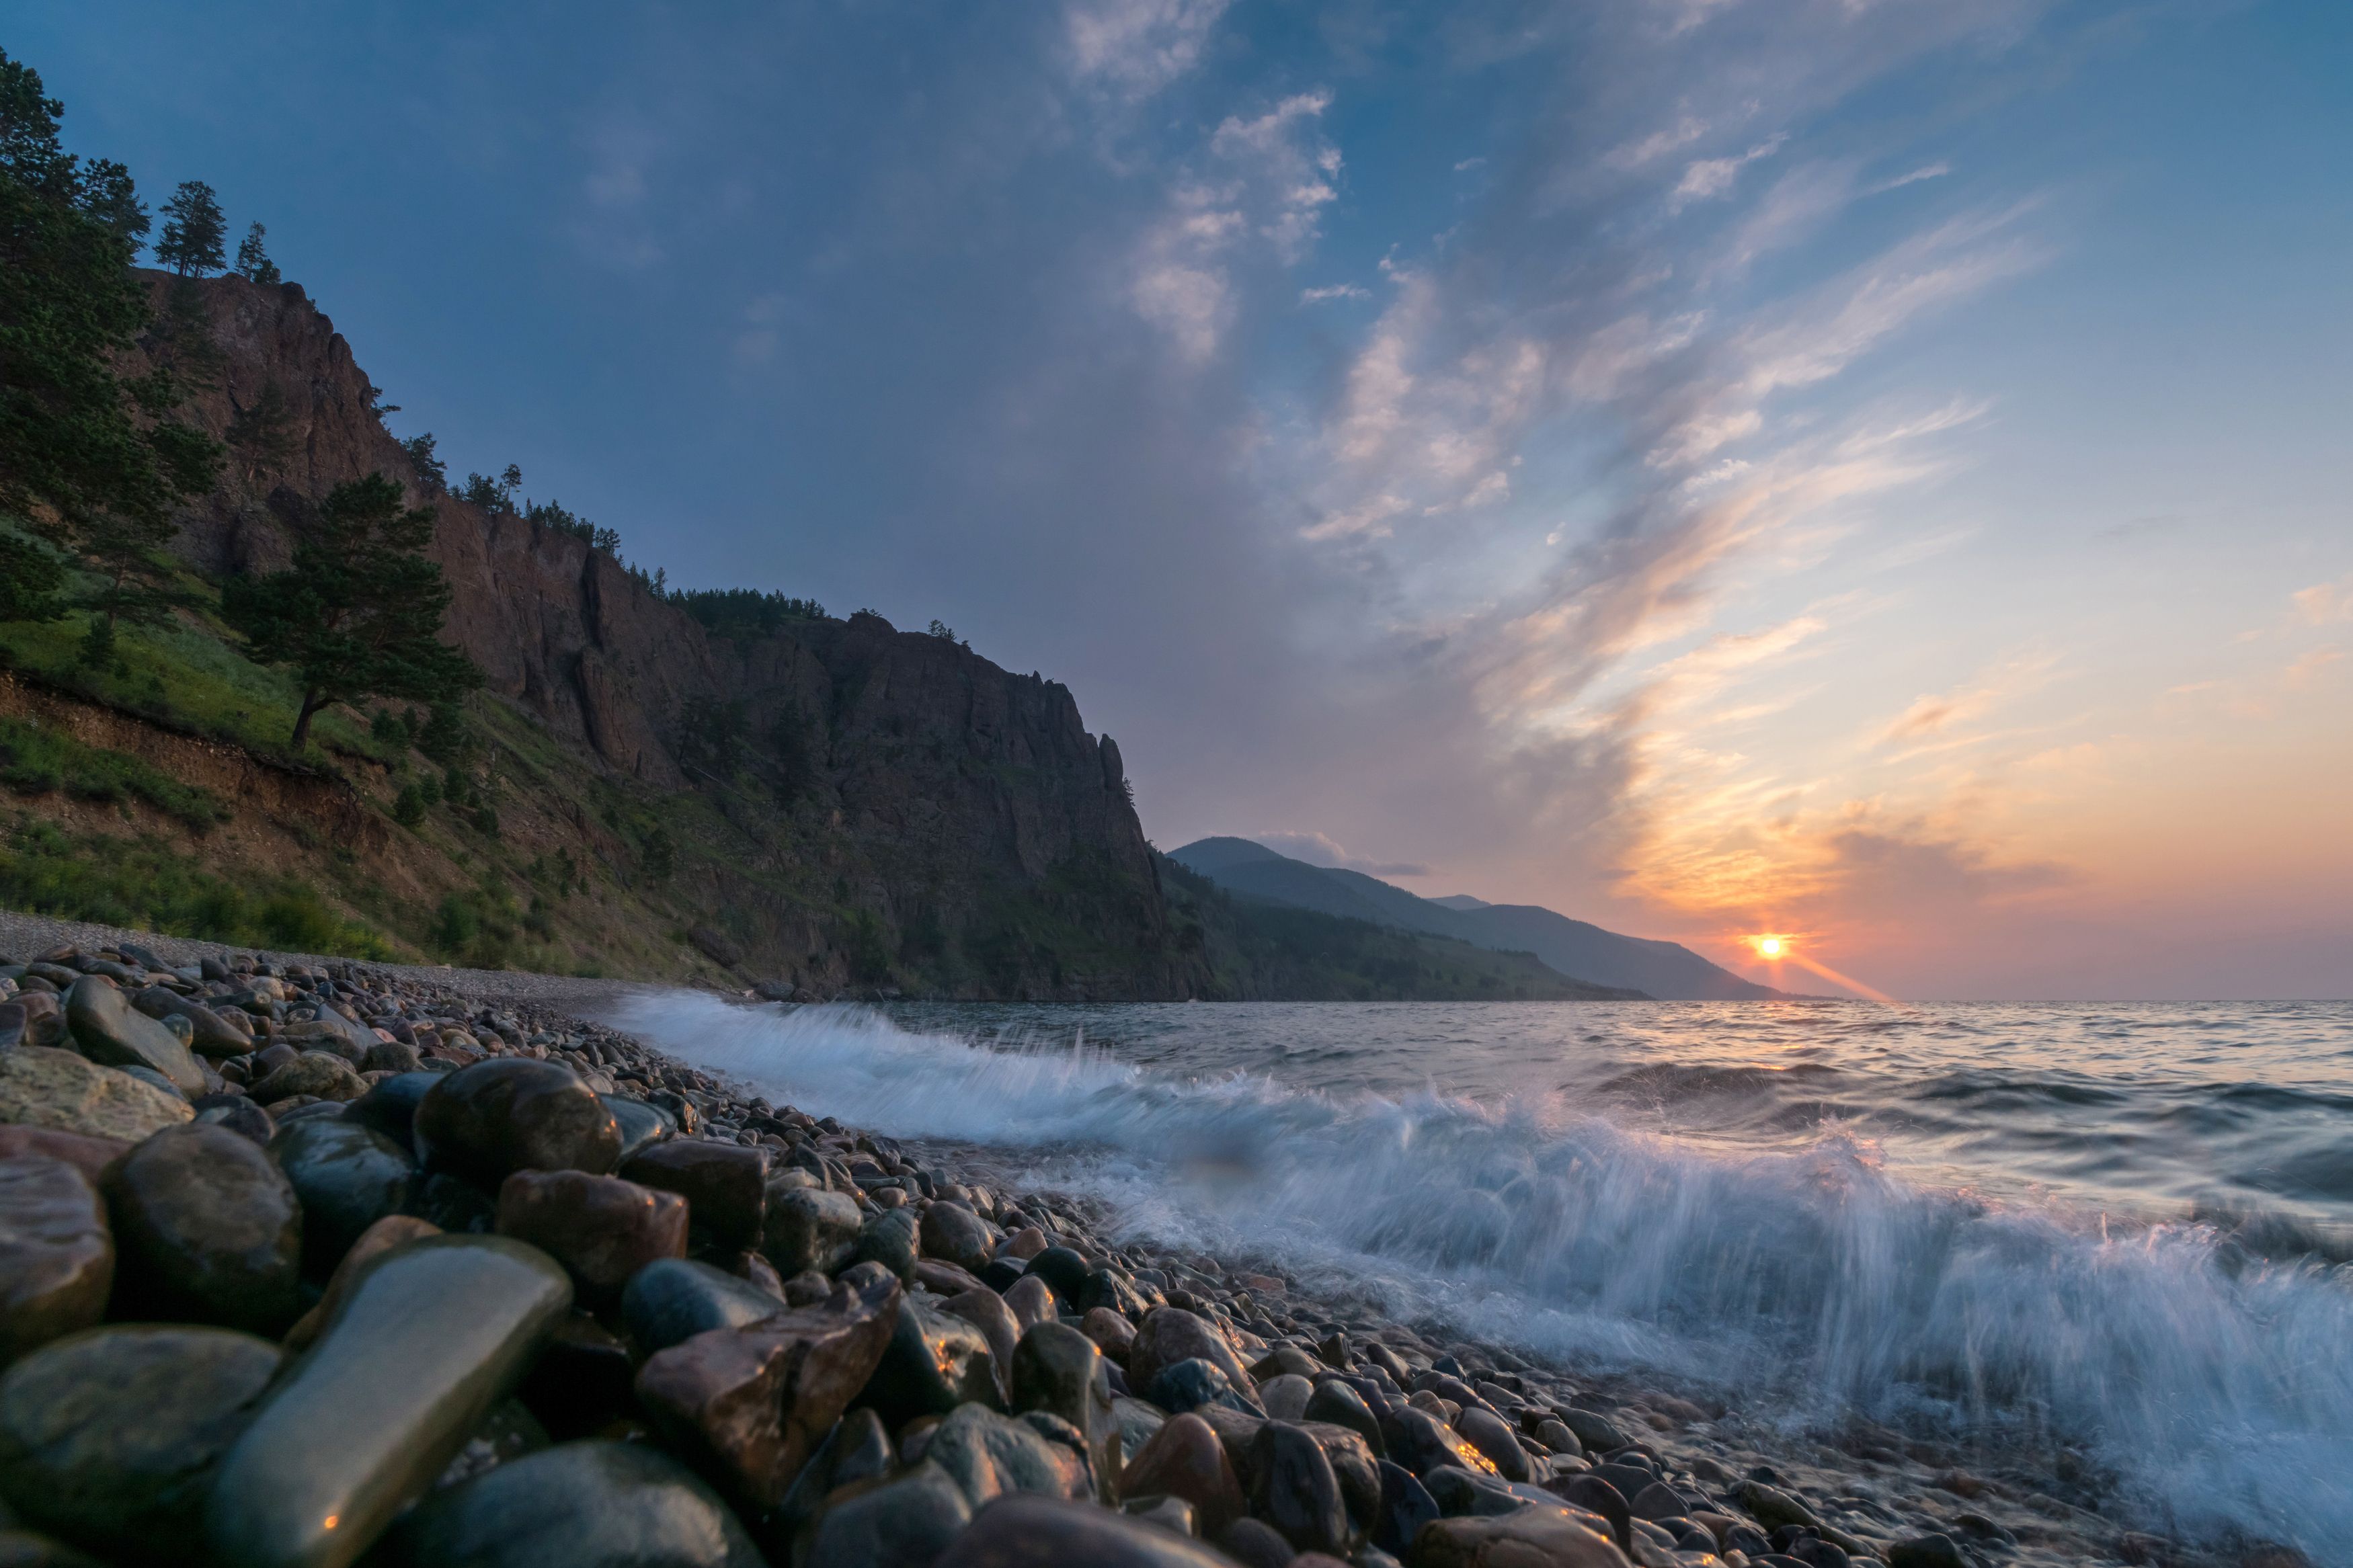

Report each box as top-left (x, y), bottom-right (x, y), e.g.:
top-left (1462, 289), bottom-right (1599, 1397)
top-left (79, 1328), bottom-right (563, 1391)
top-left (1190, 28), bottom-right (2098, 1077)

top-left (223, 472), bottom-right (483, 748)
top-left (0, 50), bottom-right (221, 566)
top-left (232, 220), bottom-right (278, 284)
top-left (225, 380), bottom-right (296, 483)
top-left (153, 179), bottom-right (225, 275)
top-left (401, 433), bottom-right (446, 495)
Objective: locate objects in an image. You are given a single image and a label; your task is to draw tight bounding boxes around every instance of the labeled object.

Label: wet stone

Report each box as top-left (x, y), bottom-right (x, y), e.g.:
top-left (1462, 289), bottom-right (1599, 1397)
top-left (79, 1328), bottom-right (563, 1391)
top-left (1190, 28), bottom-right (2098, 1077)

top-left (191, 1095), bottom-right (275, 1146)
top-left (1252, 1421), bottom-right (1349, 1556)
top-left (248, 1052), bottom-right (368, 1106)
top-left (0, 1127), bottom-right (124, 1188)
top-left (104, 1122), bottom-right (303, 1334)
top-left (1012, 1320), bottom-right (1119, 1499)
top-left (0, 1004), bottom-right (23, 1052)
top-left (773, 1406), bottom-right (892, 1540)
top-left (360, 1038), bottom-right (420, 1075)
top-left (598, 1094), bottom-right (670, 1163)
top-left (204, 1235), bottom-right (574, 1568)
top-left (1024, 1245), bottom-right (1091, 1302)
top-left (0, 1158), bottom-right (112, 1364)
top-left (1546, 1474), bottom-right (1631, 1552)
top-left (1305, 1379), bottom-right (1385, 1458)
top-left (920, 1199), bottom-right (997, 1272)
top-left (620, 1257), bottom-right (783, 1354)
top-left (1003, 1274), bottom-right (1058, 1329)
top-left (281, 1215), bottom-right (442, 1353)
top-left (1216, 1516), bottom-right (1296, 1568)
top-left (635, 1264), bottom-right (901, 1510)
top-left (1373, 1460), bottom-right (1440, 1557)
top-left (941, 1286), bottom-right (1023, 1394)
top-left (859, 1292), bottom-right (1003, 1428)
top-left (130, 988), bottom-right (249, 1059)
top-left (1423, 1464), bottom-right (1529, 1520)
top-left (1384, 1408), bottom-right (1500, 1481)
top-left (344, 1072), bottom-right (441, 1152)
top-left (376, 1440), bottom-right (764, 1568)
top-left (1119, 1411), bottom-right (1246, 1536)
top-left (803, 1459), bottom-right (971, 1568)
top-left (63, 977), bottom-right (202, 1097)
top-left (853, 1206), bottom-right (920, 1282)
top-left (1130, 1307), bottom-right (1259, 1403)
top-left (621, 1138), bottom-right (766, 1251)
top-left (413, 1059), bottom-right (621, 1187)
top-left (1113, 1395), bottom-right (1169, 1462)
top-left (1558, 1407), bottom-right (1630, 1456)
top-left (1150, 1358), bottom-right (1260, 1418)
top-left (1084, 1305), bottom-right (1138, 1361)
top-left (925, 1401), bottom-right (1088, 1508)
top-left (0, 1325), bottom-right (280, 1564)
top-left (760, 1186), bottom-right (861, 1276)
top-left (268, 1118), bottom-right (413, 1276)
top-left (1262, 1374), bottom-right (1315, 1421)
top-left (939, 1491), bottom-right (1241, 1568)
top-left (495, 1169), bottom-right (687, 1302)
top-left (1453, 1405), bottom-right (1532, 1483)
top-left (0, 1048), bottom-right (190, 1142)
top-left (515, 1312), bottom-right (636, 1442)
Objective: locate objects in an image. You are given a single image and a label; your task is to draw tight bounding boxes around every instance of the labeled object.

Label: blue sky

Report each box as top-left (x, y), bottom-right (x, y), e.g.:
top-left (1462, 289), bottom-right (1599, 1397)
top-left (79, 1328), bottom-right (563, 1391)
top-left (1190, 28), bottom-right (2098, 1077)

top-left (17, 0), bottom-right (2352, 996)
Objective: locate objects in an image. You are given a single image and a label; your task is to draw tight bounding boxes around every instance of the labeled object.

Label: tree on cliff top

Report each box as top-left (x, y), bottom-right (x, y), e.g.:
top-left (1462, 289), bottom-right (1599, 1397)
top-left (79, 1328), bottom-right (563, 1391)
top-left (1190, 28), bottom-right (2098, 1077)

top-left (232, 220), bottom-right (279, 284)
top-left (224, 472), bottom-right (482, 748)
top-left (0, 49), bottom-right (219, 546)
top-left (153, 179), bottom-right (224, 276)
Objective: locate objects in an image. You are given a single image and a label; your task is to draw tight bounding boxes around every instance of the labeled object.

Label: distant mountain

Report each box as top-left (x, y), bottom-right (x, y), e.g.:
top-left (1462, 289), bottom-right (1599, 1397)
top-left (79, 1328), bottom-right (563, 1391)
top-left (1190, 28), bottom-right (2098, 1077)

top-left (1168, 837), bottom-right (1787, 1001)
top-left (1155, 856), bottom-right (1643, 1002)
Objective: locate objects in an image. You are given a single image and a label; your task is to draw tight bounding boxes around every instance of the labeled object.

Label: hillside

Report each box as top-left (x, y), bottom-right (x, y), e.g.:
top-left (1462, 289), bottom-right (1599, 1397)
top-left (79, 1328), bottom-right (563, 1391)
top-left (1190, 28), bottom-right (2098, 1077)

top-left (1169, 837), bottom-right (1788, 1000)
top-left (1156, 856), bottom-right (1644, 1001)
top-left (0, 265), bottom-right (1203, 999)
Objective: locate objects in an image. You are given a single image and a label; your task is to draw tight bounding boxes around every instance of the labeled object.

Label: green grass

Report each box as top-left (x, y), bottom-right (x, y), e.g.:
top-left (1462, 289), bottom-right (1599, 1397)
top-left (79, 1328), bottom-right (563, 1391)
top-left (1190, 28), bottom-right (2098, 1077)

top-left (0, 714), bottom-right (227, 829)
top-left (0, 815), bottom-right (394, 958)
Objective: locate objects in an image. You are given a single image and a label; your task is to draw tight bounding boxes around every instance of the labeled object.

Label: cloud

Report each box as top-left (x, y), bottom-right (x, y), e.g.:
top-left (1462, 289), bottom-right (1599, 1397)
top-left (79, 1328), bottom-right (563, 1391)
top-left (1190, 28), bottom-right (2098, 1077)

top-left (1065, 0), bottom-right (1231, 99)
top-left (2292, 574), bottom-right (2353, 625)
top-left (1670, 134), bottom-right (1786, 209)
top-left (1301, 282), bottom-right (1371, 303)
top-left (1251, 830), bottom-right (1430, 878)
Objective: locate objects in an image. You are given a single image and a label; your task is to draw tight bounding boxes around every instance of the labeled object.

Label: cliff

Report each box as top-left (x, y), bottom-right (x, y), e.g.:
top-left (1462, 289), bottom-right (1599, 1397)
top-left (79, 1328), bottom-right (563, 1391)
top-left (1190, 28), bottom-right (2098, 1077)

top-left (51, 272), bottom-right (1197, 999)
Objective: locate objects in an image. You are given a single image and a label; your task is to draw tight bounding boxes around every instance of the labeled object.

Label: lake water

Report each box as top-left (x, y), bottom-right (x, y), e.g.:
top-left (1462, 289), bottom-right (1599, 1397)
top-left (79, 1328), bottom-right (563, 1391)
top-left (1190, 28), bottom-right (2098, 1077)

top-left (613, 995), bottom-right (2353, 1553)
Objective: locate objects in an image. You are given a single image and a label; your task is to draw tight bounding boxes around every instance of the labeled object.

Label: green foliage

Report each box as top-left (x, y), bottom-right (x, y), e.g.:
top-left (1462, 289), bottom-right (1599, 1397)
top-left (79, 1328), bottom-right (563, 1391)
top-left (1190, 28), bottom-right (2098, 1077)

top-left (400, 434), bottom-right (446, 495)
top-left (391, 782), bottom-right (426, 827)
top-left (428, 884), bottom-right (521, 968)
top-left (669, 588), bottom-right (828, 641)
top-left (0, 714), bottom-right (226, 827)
top-left (468, 803), bottom-right (499, 838)
top-left (369, 706), bottom-right (409, 745)
top-left (225, 380), bottom-right (295, 483)
top-left (0, 50), bottom-right (221, 556)
top-left (844, 909), bottom-right (893, 983)
top-left (0, 532), bottom-right (68, 623)
top-left (458, 464), bottom-right (521, 513)
top-left (0, 815), bottom-right (388, 956)
top-left (640, 824), bottom-right (675, 880)
top-left (677, 695), bottom-right (748, 776)
top-left (766, 703), bottom-right (817, 802)
top-left (231, 220), bottom-right (278, 285)
top-left (74, 614), bottom-right (113, 669)
top-left (414, 700), bottom-right (470, 764)
top-left (153, 179), bottom-right (224, 276)
top-left (222, 472), bottom-right (483, 747)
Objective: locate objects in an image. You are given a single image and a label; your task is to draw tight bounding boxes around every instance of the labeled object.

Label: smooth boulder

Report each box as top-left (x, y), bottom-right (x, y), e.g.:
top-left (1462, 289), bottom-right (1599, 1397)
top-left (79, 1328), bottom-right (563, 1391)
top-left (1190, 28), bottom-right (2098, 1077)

top-left (204, 1235), bottom-right (573, 1568)
top-left (413, 1059), bottom-right (621, 1186)
top-left (0, 1159), bottom-right (112, 1363)
top-left (635, 1263), bottom-right (900, 1510)
top-left (130, 988), bottom-right (249, 1059)
top-left (621, 1258), bottom-right (784, 1355)
top-left (939, 1491), bottom-right (1242, 1568)
top-left (803, 1460), bottom-right (972, 1568)
top-left (268, 1118), bottom-right (413, 1276)
top-left (1129, 1307), bottom-right (1259, 1403)
top-left (858, 1292), bottom-right (1003, 1428)
top-left (1406, 1503), bottom-right (1630, 1568)
top-left (0, 1325), bottom-right (280, 1564)
top-left (374, 1440), bottom-right (764, 1568)
top-left (1010, 1320), bottom-right (1119, 1499)
top-left (104, 1124), bottom-right (303, 1334)
top-left (621, 1139), bottom-right (767, 1251)
top-left (63, 977), bottom-right (202, 1097)
top-left (599, 1094), bottom-right (672, 1163)
top-left (924, 1402), bottom-right (1089, 1508)
top-left (920, 1201), bottom-right (996, 1272)
top-left (247, 1053), bottom-right (369, 1106)
top-left (495, 1169), bottom-right (686, 1301)
top-left (1250, 1420), bottom-right (1349, 1555)
top-left (1118, 1411), bottom-right (1246, 1535)
top-left (0, 1048), bottom-right (190, 1142)
top-left (343, 1073), bottom-right (440, 1152)
top-left (760, 1186), bottom-right (861, 1276)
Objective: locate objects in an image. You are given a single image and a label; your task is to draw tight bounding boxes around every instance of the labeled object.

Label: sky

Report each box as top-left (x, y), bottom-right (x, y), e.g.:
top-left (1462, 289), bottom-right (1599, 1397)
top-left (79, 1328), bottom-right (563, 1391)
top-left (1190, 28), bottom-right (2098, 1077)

top-left (17, 0), bottom-right (2352, 999)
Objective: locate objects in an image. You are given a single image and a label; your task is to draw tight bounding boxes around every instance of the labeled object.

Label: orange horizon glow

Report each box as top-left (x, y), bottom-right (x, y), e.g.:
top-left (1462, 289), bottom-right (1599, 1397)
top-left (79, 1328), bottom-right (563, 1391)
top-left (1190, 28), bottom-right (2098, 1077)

top-left (1738, 930), bottom-right (1899, 1003)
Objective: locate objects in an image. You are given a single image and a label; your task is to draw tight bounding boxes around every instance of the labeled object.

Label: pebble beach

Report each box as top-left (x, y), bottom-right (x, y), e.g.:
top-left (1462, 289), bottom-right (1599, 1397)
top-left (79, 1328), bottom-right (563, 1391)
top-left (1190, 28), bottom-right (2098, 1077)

top-left (0, 919), bottom-right (2276, 1568)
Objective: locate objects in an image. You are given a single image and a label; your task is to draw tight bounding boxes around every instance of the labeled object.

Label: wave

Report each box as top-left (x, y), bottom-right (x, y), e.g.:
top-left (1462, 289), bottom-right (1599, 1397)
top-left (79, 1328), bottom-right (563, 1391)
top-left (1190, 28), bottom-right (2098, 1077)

top-left (612, 993), bottom-right (2353, 1553)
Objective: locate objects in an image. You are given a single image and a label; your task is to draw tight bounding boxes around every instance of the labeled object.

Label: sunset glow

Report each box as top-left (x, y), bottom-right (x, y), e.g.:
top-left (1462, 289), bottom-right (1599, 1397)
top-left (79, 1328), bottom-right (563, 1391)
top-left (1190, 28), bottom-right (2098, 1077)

top-left (1755, 936), bottom-right (1786, 960)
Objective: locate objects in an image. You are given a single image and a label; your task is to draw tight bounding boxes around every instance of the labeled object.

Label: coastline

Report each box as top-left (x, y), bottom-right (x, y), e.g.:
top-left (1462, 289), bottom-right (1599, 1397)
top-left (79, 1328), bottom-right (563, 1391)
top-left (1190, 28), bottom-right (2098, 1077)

top-left (0, 915), bottom-right (2279, 1567)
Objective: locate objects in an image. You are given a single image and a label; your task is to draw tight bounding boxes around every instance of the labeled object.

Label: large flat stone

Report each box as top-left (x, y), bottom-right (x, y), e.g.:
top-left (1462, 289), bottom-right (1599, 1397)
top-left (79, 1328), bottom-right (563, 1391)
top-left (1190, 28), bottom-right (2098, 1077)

top-left (104, 1123), bottom-right (303, 1334)
top-left (63, 977), bottom-right (202, 1096)
top-left (373, 1440), bottom-right (764, 1568)
top-left (0, 1157), bottom-right (112, 1364)
top-left (0, 1048), bottom-right (190, 1143)
top-left (204, 1234), bottom-right (573, 1568)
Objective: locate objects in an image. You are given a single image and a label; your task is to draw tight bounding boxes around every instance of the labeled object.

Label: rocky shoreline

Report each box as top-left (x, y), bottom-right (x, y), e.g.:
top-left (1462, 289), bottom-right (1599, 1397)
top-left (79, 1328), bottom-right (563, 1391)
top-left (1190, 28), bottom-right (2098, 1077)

top-left (0, 934), bottom-right (2262, 1568)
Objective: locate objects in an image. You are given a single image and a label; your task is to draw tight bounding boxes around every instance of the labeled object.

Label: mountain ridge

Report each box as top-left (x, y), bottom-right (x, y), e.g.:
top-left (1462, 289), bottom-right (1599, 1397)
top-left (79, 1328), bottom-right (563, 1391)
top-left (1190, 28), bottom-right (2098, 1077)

top-left (1168, 836), bottom-right (1789, 1000)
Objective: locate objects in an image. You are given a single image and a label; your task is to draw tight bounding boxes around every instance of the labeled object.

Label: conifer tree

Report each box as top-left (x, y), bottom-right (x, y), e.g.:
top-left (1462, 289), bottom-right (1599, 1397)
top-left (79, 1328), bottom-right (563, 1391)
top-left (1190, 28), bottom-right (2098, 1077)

top-left (226, 381), bottom-right (296, 483)
top-left (232, 220), bottom-right (278, 284)
top-left (0, 50), bottom-right (220, 566)
top-left (153, 179), bottom-right (225, 275)
top-left (223, 472), bottom-right (482, 748)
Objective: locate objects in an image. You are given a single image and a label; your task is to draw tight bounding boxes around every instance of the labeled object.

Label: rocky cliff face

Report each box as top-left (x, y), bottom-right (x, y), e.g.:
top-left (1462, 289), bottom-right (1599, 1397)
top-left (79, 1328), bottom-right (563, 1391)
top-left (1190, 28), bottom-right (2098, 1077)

top-left (130, 273), bottom-right (1195, 999)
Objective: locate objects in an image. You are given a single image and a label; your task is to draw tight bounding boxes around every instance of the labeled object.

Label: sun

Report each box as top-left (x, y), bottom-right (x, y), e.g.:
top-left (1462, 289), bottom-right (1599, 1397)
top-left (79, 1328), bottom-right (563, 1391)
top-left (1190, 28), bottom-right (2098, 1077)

top-left (1755, 935), bottom-right (1786, 958)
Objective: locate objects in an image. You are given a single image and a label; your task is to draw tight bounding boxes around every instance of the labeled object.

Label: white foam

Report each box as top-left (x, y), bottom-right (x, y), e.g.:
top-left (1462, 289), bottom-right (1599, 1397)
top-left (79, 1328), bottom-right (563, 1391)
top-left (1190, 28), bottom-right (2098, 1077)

top-left (614, 991), bottom-right (2353, 1552)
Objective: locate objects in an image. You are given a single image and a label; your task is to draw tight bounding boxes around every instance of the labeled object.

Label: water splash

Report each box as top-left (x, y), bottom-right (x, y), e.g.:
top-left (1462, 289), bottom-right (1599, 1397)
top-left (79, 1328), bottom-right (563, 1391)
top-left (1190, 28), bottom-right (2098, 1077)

top-left (614, 992), bottom-right (2353, 1551)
